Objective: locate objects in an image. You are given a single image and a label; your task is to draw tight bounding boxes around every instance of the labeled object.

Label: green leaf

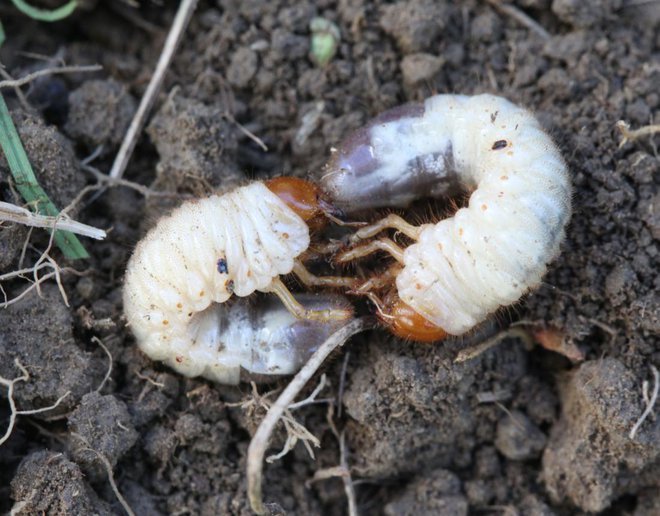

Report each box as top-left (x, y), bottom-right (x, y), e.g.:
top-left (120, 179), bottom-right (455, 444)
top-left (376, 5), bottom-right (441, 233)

top-left (0, 92), bottom-right (89, 259)
top-left (11, 0), bottom-right (77, 22)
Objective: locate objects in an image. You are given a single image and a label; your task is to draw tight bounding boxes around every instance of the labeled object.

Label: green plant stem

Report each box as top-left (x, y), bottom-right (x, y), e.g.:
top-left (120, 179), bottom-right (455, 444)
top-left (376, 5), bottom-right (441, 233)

top-left (0, 93), bottom-right (89, 259)
top-left (10, 0), bottom-right (77, 22)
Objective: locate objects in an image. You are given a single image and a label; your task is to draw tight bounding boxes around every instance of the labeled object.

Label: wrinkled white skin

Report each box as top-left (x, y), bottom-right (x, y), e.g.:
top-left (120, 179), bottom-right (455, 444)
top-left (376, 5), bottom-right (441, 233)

top-left (178, 294), bottom-right (351, 384)
top-left (123, 182), bottom-right (314, 383)
top-left (323, 94), bottom-right (572, 335)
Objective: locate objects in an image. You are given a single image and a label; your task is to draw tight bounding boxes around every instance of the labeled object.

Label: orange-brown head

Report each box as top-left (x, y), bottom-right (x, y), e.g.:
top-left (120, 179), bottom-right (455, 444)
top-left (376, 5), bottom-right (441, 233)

top-left (265, 176), bottom-right (342, 230)
top-left (380, 291), bottom-right (448, 343)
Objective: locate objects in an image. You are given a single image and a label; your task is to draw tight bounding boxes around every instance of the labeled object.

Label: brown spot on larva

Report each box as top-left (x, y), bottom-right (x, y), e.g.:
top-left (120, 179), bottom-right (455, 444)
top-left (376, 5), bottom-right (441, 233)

top-left (437, 242), bottom-right (443, 251)
top-left (175, 355), bottom-right (184, 363)
top-left (491, 111), bottom-right (499, 123)
top-left (225, 279), bottom-right (235, 294)
top-left (415, 283), bottom-right (422, 290)
top-left (282, 232), bottom-right (289, 239)
top-left (199, 290), bottom-right (205, 297)
top-left (492, 139), bottom-right (508, 150)
top-left (481, 204), bottom-right (488, 211)
top-left (458, 228), bottom-right (464, 236)
top-left (176, 302), bottom-right (183, 309)
top-left (498, 192), bottom-right (504, 197)
top-left (188, 312), bottom-right (193, 317)
top-left (500, 175), bottom-right (509, 180)
top-left (247, 271), bottom-right (252, 277)
top-left (162, 320), bottom-right (169, 325)
top-left (507, 150), bottom-right (513, 156)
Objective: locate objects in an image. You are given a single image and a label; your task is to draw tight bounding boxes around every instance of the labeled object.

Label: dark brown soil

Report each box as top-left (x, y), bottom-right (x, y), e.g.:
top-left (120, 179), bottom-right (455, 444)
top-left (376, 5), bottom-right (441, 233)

top-left (1, 1), bottom-right (658, 515)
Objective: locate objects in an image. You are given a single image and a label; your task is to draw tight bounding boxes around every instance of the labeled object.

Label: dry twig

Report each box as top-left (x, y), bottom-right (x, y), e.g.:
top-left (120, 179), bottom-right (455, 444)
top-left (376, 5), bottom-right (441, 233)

top-left (0, 64), bottom-right (102, 89)
top-left (82, 162), bottom-right (180, 199)
top-left (247, 317), bottom-right (372, 515)
top-left (486, 0), bottom-right (551, 40)
top-left (0, 200), bottom-right (106, 239)
top-left (109, 0), bottom-right (199, 179)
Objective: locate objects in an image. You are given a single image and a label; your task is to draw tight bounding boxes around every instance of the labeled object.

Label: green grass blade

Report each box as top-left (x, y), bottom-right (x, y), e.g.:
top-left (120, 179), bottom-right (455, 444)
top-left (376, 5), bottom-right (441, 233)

top-left (0, 20), bottom-right (5, 49)
top-left (0, 93), bottom-right (89, 259)
top-left (11, 0), bottom-right (77, 22)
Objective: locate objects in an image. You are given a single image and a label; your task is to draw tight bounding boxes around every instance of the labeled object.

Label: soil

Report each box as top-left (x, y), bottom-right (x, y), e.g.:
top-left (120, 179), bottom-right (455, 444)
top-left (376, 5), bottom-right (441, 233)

top-left (0, 1), bottom-right (658, 515)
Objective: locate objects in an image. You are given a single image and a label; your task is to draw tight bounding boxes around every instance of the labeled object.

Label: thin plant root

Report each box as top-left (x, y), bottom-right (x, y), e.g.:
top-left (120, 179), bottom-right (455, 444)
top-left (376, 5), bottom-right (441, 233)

top-left (454, 327), bottom-right (532, 363)
top-left (229, 376), bottom-right (330, 464)
top-left (0, 64), bottom-right (102, 89)
top-left (0, 230), bottom-right (83, 309)
top-left (616, 120), bottom-right (660, 148)
top-left (246, 317), bottom-right (373, 515)
top-left (92, 336), bottom-right (113, 393)
top-left (70, 432), bottom-right (135, 516)
top-left (0, 359), bottom-right (71, 446)
top-left (629, 364), bottom-right (659, 440)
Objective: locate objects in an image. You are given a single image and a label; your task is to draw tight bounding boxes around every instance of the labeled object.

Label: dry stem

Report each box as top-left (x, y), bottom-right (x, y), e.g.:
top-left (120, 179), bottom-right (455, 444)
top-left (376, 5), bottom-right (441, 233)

top-left (109, 0), bottom-right (199, 179)
top-left (0, 64), bottom-right (102, 89)
top-left (486, 0), bottom-right (551, 40)
top-left (247, 317), bottom-right (372, 515)
top-left (0, 200), bottom-right (106, 239)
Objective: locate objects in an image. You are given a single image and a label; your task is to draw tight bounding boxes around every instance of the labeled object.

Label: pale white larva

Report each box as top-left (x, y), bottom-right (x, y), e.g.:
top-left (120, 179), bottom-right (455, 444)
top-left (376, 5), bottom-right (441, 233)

top-left (322, 94), bottom-right (572, 339)
top-left (123, 178), bottom-right (353, 384)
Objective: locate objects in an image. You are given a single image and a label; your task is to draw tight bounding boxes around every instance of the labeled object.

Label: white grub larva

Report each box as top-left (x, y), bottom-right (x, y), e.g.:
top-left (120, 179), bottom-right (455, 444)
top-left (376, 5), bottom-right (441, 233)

top-left (123, 178), bottom-right (355, 384)
top-left (323, 94), bottom-right (572, 341)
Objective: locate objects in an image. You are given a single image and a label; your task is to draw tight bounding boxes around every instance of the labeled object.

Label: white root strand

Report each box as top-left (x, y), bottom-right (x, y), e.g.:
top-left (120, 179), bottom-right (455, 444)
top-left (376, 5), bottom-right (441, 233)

top-left (629, 365), bottom-right (659, 440)
top-left (71, 432), bottom-right (135, 516)
top-left (0, 201), bottom-right (106, 240)
top-left (486, 0), bottom-right (551, 40)
top-left (247, 317), bottom-right (372, 515)
top-left (0, 64), bottom-right (102, 89)
top-left (0, 359), bottom-right (71, 447)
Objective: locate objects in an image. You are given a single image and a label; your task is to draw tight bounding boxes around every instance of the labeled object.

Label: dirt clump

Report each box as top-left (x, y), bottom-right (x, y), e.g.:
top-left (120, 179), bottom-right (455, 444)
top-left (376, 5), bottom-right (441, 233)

top-left (146, 92), bottom-right (241, 195)
top-left (67, 391), bottom-right (139, 481)
top-left (494, 409), bottom-right (547, 461)
top-left (0, 108), bottom-right (85, 209)
top-left (383, 468), bottom-right (468, 516)
top-left (0, 0), bottom-right (658, 514)
top-left (0, 285), bottom-right (103, 417)
top-left (65, 78), bottom-right (136, 152)
top-left (542, 358), bottom-right (659, 512)
top-left (10, 450), bottom-right (113, 515)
